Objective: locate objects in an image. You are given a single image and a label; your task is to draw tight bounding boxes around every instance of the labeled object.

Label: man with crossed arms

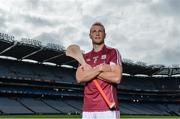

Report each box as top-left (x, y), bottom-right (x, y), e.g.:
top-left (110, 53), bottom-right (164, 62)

top-left (76, 22), bottom-right (123, 119)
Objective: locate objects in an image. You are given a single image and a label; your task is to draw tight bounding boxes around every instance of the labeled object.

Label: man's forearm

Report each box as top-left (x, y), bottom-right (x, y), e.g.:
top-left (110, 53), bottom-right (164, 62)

top-left (76, 66), bottom-right (101, 83)
top-left (97, 64), bottom-right (122, 84)
top-left (79, 69), bottom-right (101, 82)
top-left (97, 72), bottom-right (121, 84)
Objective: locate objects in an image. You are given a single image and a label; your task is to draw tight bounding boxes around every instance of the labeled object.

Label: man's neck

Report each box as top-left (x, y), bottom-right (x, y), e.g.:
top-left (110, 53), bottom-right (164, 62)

top-left (93, 44), bottom-right (105, 52)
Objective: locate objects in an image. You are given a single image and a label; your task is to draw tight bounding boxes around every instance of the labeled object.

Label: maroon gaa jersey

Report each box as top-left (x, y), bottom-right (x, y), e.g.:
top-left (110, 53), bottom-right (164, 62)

top-left (83, 45), bottom-right (122, 112)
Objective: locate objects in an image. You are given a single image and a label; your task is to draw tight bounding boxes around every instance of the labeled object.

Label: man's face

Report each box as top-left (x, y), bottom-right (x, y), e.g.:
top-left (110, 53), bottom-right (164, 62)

top-left (89, 25), bottom-right (106, 45)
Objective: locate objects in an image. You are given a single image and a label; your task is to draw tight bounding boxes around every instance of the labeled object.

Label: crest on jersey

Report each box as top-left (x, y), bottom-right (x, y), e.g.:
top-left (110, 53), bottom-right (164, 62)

top-left (101, 54), bottom-right (106, 60)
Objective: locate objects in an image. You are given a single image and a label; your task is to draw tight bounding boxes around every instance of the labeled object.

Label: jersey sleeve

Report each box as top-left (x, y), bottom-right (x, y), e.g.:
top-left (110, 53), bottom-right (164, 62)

top-left (110, 49), bottom-right (122, 65)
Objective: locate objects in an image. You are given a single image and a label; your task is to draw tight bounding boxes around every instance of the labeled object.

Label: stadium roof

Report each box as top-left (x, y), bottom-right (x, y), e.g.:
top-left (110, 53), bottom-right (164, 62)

top-left (0, 33), bottom-right (180, 76)
top-left (0, 36), bottom-right (78, 67)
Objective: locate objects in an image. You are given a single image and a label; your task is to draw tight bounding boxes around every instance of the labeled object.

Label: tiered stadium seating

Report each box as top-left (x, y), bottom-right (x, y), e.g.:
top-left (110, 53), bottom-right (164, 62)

top-left (43, 99), bottom-right (80, 114)
top-left (20, 98), bottom-right (59, 114)
top-left (0, 97), bottom-right (32, 114)
top-left (119, 76), bottom-right (156, 90)
top-left (0, 59), bottom-right (76, 83)
top-left (0, 58), bottom-right (179, 116)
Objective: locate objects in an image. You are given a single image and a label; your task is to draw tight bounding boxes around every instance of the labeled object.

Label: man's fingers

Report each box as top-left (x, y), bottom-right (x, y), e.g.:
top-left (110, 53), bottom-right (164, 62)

top-left (95, 64), bottom-right (111, 72)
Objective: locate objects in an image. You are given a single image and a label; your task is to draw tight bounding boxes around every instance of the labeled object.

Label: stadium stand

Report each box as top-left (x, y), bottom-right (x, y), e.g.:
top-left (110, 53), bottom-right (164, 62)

top-left (0, 97), bottom-right (32, 114)
top-left (43, 98), bottom-right (81, 114)
top-left (0, 35), bottom-right (179, 116)
top-left (20, 98), bottom-right (59, 114)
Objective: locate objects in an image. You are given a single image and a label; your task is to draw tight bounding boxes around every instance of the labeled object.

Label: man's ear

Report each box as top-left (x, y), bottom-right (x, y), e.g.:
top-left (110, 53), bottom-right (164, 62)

top-left (89, 33), bottom-right (92, 39)
top-left (104, 33), bottom-right (106, 39)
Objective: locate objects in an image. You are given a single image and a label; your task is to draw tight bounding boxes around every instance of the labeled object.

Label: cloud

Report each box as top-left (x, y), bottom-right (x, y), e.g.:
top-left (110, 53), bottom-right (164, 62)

top-left (9, 27), bottom-right (27, 38)
top-left (0, 9), bottom-right (7, 30)
top-left (0, 0), bottom-right (179, 66)
top-left (23, 14), bottom-right (59, 27)
top-left (0, 17), bottom-right (6, 32)
top-left (33, 32), bottom-right (62, 46)
top-left (149, 0), bottom-right (180, 17)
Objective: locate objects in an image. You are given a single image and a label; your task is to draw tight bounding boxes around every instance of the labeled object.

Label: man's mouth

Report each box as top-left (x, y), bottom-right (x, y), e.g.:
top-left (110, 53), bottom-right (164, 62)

top-left (95, 37), bottom-right (101, 39)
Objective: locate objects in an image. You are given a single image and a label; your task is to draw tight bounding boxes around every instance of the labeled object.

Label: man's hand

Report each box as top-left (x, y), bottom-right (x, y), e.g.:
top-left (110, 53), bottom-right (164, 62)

top-left (96, 64), bottom-right (122, 84)
top-left (76, 63), bottom-right (101, 83)
top-left (95, 64), bottom-right (111, 72)
top-left (80, 63), bottom-right (92, 71)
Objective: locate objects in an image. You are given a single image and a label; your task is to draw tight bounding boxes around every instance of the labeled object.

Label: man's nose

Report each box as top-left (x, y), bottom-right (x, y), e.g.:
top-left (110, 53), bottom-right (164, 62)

top-left (96, 32), bottom-right (99, 36)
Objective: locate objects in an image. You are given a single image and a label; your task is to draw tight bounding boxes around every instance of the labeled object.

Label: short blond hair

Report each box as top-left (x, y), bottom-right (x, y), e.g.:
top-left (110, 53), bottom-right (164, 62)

top-left (90, 22), bottom-right (105, 33)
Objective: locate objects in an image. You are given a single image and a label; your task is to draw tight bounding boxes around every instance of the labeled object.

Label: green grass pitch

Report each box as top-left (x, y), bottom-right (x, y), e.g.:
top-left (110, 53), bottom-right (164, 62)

top-left (0, 115), bottom-right (180, 119)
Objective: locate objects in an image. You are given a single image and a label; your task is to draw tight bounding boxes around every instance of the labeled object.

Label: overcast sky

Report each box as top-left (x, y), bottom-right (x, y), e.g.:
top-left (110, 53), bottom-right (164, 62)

top-left (0, 0), bottom-right (180, 66)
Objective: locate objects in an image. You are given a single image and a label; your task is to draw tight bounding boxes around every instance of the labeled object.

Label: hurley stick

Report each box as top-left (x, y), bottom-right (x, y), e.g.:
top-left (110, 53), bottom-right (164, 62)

top-left (66, 44), bottom-right (115, 109)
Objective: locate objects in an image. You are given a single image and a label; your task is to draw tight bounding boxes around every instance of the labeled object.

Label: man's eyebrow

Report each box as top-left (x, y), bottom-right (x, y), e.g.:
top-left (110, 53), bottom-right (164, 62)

top-left (92, 29), bottom-right (96, 32)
